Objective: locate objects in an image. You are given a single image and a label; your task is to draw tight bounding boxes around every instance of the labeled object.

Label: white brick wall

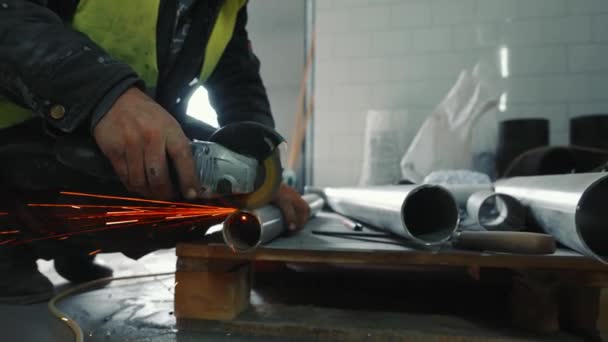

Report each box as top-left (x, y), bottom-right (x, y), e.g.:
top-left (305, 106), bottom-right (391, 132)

top-left (390, 2), bottom-right (432, 28)
top-left (569, 45), bottom-right (608, 72)
top-left (312, 0), bottom-right (608, 186)
top-left (477, 0), bottom-right (518, 20)
top-left (247, 0), bottom-right (306, 151)
top-left (431, 0), bottom-right (476, 25)
top-left (517, 0), bottom-right (566, 18)
top-left (566, 0), bottom-right (608, 14)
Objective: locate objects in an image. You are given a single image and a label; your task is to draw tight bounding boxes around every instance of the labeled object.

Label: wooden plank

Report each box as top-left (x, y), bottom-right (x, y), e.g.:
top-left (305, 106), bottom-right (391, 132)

top-left (177, 243), bottom-right (606, 271)
top-left (174, 263), bottom-right (252, 321)
top-left (286, 32), bottom-right (315, 171)
top-left (177, 214), bottom-right (606, 270)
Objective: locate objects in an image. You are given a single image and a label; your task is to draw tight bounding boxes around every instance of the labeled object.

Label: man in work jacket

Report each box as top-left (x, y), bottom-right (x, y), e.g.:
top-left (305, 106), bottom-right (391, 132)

top-left (0, 0), bottom-right (310, 304)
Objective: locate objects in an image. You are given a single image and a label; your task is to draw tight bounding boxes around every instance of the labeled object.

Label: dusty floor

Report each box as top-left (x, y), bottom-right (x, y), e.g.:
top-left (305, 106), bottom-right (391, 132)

top-left (0, 249), bottom-right (603, 342)
top-left (0, 249), bottom-right (275, 341)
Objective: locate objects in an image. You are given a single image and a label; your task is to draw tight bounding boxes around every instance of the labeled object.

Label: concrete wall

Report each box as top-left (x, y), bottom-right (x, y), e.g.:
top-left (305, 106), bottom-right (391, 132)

top-left (312, 0), bottom-right (608, 186)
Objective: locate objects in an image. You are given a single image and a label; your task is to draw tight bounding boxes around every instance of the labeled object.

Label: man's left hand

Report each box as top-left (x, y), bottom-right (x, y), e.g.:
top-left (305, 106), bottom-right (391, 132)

top-left (272, 184), bottom-right (310, 232)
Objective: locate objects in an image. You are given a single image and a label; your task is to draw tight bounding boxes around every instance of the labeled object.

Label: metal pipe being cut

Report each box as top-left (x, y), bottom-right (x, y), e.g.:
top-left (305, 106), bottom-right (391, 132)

top-left (495, 172), bottom-right (608, 262)
top-left (222, 193), bottom-right (324, 253)
top-left (322, 185), bottom-right (460, 246)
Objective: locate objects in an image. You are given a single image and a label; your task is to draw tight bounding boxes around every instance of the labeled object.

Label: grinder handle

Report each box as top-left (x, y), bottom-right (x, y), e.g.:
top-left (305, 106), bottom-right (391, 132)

top-left (453, 231), bottom-right (556, 255)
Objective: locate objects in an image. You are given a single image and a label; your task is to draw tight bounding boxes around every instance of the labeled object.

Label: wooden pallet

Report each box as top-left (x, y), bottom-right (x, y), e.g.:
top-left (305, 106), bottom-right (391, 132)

top-left (174, 212), bottom-right (608, 339)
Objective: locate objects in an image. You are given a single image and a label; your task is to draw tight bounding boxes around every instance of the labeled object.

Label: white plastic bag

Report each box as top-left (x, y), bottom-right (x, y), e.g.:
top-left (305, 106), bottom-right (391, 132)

top-left (359, 110), bottom-right (413, 186)
top-left (400, 69), bottom-right (499, 183)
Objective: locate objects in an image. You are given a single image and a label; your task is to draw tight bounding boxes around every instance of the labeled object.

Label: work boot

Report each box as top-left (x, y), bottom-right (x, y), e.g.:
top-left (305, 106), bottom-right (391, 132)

top-left (54, 255), bottom-right (113, 284)
top-left (0, 245), bottom-right (54, 304)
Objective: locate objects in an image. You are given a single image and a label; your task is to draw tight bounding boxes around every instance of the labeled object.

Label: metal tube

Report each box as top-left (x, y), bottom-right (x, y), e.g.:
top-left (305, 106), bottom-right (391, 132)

top-left (442, 184), bottom-right (494, 208)
top-left (322, 185), bottom-right (460, 246)
top-left (495, 172), bottom-right (608, 262)
top-left (465, 191), bottom-right (525, 231)
top-left (222, 194), bottom-right (324, 253)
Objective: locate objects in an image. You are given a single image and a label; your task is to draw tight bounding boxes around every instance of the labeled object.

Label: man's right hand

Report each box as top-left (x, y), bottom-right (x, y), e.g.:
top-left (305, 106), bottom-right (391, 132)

top-left (93, 88), bottom-right (199, 200)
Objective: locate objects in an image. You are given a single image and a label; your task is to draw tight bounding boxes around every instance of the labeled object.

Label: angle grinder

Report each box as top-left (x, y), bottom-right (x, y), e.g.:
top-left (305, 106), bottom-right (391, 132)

top-left (191, 121), bottom-right (285, 209)
top-left (0, 120), bottom-right (286, 210)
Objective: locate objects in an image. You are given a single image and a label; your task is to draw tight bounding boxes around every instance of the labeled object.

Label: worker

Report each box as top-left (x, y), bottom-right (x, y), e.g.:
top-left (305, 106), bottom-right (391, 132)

top-left (0, 0), bottom-right (311, 304)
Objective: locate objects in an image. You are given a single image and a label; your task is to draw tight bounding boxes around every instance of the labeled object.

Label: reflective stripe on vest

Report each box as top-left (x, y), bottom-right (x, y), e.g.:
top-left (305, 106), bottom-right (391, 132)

top-left (0, 0), bottom-right (246, 129)
top-left (0, 98), bottom-right (33, 129)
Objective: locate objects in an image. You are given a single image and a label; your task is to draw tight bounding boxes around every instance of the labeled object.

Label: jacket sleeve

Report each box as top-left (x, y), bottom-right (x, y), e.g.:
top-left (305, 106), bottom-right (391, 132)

top-left (204, 3), bottom-right (275, 129)
top-left (0, 0), bottom-right (144, 133)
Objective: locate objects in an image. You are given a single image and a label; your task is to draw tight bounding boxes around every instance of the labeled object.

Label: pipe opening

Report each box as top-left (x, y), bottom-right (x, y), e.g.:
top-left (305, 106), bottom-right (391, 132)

top-left (476, 194), bottom-right (524, 231)
top-left (402, 186), bottom-right (458, 243)
top-left (577, 176), bottom-right (608, 260)
top-left (223, 211), bottom-right (261, 252)
top-left (478, 196), bottom-right (509, 227)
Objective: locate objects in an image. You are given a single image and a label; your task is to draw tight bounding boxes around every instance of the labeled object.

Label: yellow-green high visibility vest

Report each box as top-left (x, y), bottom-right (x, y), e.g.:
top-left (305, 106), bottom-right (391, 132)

top-left (0, 0), bottom-right (246, 129)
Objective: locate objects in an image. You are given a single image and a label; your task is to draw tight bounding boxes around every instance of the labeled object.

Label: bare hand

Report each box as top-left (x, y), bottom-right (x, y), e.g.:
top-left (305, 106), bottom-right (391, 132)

top-left (93, 88), bottom-right (198, 200)
top-left (272, 184), bottom-right (311, 232)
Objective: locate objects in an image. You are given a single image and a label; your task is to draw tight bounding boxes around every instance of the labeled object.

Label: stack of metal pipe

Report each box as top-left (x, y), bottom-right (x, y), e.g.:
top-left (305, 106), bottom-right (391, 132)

top-left (317, 173), bottom-right (608, 261)
top-left (220, 171), bottom-right (607, 262)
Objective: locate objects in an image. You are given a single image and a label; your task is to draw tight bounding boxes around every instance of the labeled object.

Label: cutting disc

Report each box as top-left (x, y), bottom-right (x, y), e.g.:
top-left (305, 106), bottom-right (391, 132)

top-left (206, 121), bottom-right (285, 209)
top-left (242, 149), bottom-right (283, 209)
top-left (207, 149), bottom-right (282, 210)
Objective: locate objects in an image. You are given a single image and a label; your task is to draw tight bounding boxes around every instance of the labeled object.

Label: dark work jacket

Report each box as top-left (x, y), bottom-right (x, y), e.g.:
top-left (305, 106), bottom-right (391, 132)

top-left (0, 0), bottom-right (274, 138)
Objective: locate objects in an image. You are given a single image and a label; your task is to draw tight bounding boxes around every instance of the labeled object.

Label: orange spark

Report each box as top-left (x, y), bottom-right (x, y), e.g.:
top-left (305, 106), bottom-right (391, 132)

top-left (0, 230), bottom-right (19, 235)
top-left (107, 210), bottom-right (141, 215)
top-left (106, 219), bottom-right (139, 226)
top-left (17, 220), bottom-right (159, 244)
top-left (0, 239), bottom-right (16, 245)
top-left (59, 191), bottom-right (220, 208)
top-left (11, 191), bottom-right (237, 245)
top-left (88, 249), bottom-right (102, 256)
top-left (164, 214), bottom-right (209, 220)
top-left (30, 204), bottom-right (167, 210)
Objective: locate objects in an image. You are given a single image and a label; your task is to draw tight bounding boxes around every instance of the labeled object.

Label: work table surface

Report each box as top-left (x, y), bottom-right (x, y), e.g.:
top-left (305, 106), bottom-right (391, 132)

top-left (177, 212), bottom-right (606, 271)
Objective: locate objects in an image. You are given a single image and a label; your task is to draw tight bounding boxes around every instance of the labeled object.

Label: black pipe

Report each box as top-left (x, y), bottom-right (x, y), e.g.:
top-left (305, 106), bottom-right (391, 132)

top-left (496, 118), bottom-right (549, 178)
top-left (570, 114), bottom-right (608, 150)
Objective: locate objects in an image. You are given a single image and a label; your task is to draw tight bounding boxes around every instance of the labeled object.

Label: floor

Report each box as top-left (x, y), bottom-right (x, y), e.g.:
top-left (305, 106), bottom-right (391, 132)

top-left (0, 249), bottom-right (603, 342)
top-left (1, 249), bottom-right (265, 341)
top-left (1, 248), bottom-right (316, 342)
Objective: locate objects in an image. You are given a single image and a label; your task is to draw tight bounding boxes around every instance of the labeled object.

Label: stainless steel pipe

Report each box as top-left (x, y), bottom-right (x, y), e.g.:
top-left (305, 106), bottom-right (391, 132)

top-left (466, 191), bottom-right (525, 231)
top-left (495, 172), bottom-right (608, 262)
top-left (442, 184), bottom-right (494, 209)
top-left (322, 185), bottom-right (460, 246)
top-left (222, 193), bottom-right (324, 253)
